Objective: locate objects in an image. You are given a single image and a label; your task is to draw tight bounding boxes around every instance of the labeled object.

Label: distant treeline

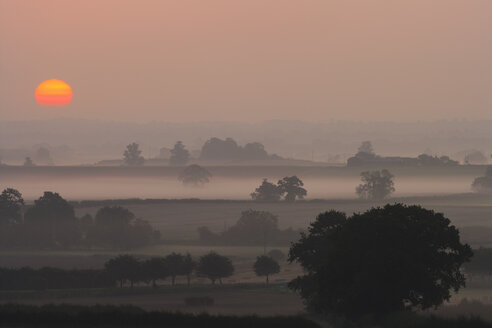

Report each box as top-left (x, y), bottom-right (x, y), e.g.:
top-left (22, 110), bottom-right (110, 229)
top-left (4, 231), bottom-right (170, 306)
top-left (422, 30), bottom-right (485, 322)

top-left (0, 267), bottom-right (112, 290)
top-left (0, 304), bottom-right (321, 328)
top-left (347, 142), bottom-right (459, 167)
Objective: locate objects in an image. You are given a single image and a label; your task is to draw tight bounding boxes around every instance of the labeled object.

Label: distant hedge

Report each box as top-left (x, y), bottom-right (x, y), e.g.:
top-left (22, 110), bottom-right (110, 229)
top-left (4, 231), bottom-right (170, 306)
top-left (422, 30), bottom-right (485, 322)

top-left (0, 267), bottom-right (112, 290)
top-left (0, 304), bottom-right (321, 328)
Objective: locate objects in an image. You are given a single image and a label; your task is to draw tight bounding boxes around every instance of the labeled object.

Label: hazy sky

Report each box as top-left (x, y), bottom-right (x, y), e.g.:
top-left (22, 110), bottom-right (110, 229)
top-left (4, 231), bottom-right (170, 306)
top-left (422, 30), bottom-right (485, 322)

top-left (1, 0), bottom-right (491, 122)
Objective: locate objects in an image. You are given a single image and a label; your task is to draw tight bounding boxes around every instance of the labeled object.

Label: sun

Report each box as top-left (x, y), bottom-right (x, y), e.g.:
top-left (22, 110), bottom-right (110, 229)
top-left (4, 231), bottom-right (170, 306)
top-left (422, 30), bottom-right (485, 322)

top-left (35, 79), bottom-right (73, 106)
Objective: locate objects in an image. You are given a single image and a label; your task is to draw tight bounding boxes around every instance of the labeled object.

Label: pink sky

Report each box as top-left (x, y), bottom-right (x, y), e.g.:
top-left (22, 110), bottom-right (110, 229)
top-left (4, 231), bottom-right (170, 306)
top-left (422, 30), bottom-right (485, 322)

top-left (1, 0), bottom-right (491, 122)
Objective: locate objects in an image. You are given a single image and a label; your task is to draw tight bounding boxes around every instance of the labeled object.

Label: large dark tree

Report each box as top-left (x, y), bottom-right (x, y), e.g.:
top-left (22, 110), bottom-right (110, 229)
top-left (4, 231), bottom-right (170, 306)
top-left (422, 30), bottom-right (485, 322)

top-left (0, 188), bottom-right (24, 247)
top-left (277, 176), bottom-right (307, 202)
top-left (0, 188), bottom-right (24, 225)
top-left (123, 143), bottom-right (144, 166)
top-left (197, 252), bottom-right (234, 285)
top-left (254, 255), bottom-right (280, 285)
top-left (250, 178), bottom-right (282, 202)
top-left (178, 164), bottom-right (211, 186)
top-left (24, 192), bottom-right (79, 248)
top-left (169, 141), bottom-right (190, 166)
top-left (87, 206), bottom-right (156, 250)
top-left (288, 205), bottom-right (473, 318)
top-left (356, 169), bottom-right (395, 200)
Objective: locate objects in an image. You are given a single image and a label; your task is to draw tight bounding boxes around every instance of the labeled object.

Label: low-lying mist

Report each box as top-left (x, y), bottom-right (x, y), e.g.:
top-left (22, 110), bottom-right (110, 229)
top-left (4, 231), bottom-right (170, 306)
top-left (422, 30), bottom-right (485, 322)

top-left (2, 175), bottom-right (474, 201)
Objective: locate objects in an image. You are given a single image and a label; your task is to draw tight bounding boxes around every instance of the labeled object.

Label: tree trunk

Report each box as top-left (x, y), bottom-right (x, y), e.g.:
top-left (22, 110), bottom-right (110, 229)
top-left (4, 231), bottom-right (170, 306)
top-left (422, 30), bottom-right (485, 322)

top-left (120, 280), bottom-right (123, 288)
top-left (153, 279), bottom-right (157, 288)
top-left (266, 275), bottom-right (269, 285)
top-left (131, 280), bottom-right (134, 288)
top-left (187, 275), bottom-right (190, 287)
top-left (172, 275), bottom-right (176, 286)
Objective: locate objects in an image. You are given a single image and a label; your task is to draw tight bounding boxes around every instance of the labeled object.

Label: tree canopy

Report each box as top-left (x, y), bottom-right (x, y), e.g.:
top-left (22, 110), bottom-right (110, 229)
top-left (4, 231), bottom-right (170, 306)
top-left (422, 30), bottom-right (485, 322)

top-left (197, 252), bottom-right (234, 284)
top-left (250, 178), bottom-right (282, 202)
top-left (178, 164), bottom-right (212, 186)
top-left (288, 204), bottom-right (473, 318)
top-left (254, 255), bottom-right (280, 284)
top-left (24, 191), bottom-right (78, 248)
top-left (472, 166), bottom-right (492, 194)
top-left (277, 176), bottom-right (307, 202)
top-left (169, 141), bottom-right (190, 166)
top-left (356, 169), bottom-right (395, 200)
top-left (123, 142), bottom-right (145, 166)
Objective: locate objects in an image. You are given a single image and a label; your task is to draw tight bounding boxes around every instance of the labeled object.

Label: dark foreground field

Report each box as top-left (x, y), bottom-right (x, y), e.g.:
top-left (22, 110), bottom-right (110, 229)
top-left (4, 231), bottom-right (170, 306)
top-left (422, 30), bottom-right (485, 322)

top-left (3, 303), bottom-right (492, 328)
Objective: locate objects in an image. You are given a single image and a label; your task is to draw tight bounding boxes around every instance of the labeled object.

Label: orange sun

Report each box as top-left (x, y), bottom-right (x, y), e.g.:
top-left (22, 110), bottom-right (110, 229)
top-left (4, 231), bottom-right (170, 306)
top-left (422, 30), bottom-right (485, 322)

top-left (35, 79), bottom-right (73, 106)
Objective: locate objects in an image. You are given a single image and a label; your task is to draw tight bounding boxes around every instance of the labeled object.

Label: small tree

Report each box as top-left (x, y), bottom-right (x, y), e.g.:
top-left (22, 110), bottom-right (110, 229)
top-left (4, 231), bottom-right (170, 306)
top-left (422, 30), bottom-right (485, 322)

top-left (288, 206), bottom-right (473, 318)
top-left (254, 255), bottom-right (280, 285)
top-left (123, 142), bottom-right (145, 166)
top-left (277, 176), bottom-right (307, 202)
top-left (104, 254), bottom-right (141, 288)
top-left (356, 169), bottom-right (395, 200)
top-left (357, 141), bottom-right (374, 155)
top-left (142, 257), bottom-right (168, 288)
top-left (250, 178), bottom-right (282, 202)
top-left (178, 164), bottom-right (212, 186)
top-left (197, 252), bottom-right (234, 285)
top-left (181, 253), bottom-right (195, 286)
top-left (169, 141), bottom-right (190, 166)
top-left (23, 157), bottom-right (35, 167)
top-left (164, 253), bottom-right (185, 285)
top-left (472, 166), bottom-right (492, 194)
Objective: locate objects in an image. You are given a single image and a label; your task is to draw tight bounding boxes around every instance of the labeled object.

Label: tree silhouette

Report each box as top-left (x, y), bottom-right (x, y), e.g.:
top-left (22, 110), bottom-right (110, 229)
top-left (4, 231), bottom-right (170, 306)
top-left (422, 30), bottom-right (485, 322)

top-left (23, 157), bottom-right (35, 167)
top-left (357, 141), bottom-right (375, 155)
top-left (164, 253), bottom-right (185, 285)
top-left (181, 253), bottom-right (195, 286)
top-left (250, 178), bottom-right (282, 201)
top-left (123, 143), bottom-right (145, 166)
top-left (142, 257), bottom-right (168, 288)
top-left (197, 252), bottom-right (234, 285)
top-left (104, 255), bottom-right (141, 288)
top-left (24, 192), bottom-right (78, 248)
top-left (254, 255), bottom-right (280, 285)
top-left (169, 141), bottom-right (190, 166)
top-left (0, 188), bottom-right (24, 225)
top-left (277, 176), bottom-right (307, 202)
top-left (288, 205), bottom-right (473, 318)
top-left (356, 169), bottom-right (395, 200)
top-left (178, 164), bottom-right (211, 186)
top-left (472, 166), bottom-right (492, 194)
top-left (86, 206), bottom-right (157, 250)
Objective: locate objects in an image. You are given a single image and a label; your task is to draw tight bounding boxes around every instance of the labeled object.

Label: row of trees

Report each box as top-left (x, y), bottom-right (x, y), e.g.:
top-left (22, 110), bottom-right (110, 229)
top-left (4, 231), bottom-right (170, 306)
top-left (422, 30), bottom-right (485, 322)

top-left (347, 141), bottom-right (460, 167)
top-left (250, 171), bottom-right (396, 202)
top-left (123, 137), bottom-right (277, 167)
top-left (123, 141), bottom-right (191, 166)
top-left (0, 189), bottom-right (159, 249)
top-left (0, 252), bottom-right (281, 290)
top-left (105, 251), bottom-right (280, 287)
